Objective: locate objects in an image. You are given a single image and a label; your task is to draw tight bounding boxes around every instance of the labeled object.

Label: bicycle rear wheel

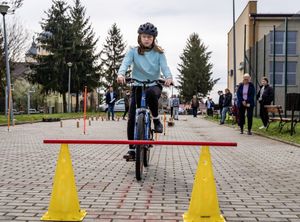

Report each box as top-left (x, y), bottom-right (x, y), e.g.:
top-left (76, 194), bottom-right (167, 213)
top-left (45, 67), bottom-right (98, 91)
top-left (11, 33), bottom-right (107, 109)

top-left (135, 113), bottom-right (145, 181)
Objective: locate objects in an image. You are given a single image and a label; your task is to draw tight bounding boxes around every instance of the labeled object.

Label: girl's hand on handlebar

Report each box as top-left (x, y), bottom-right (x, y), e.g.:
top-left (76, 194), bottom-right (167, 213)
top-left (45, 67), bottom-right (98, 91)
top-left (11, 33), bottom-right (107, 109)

top-left (164, 79), bottom-right (173, 87)
top-left (117, 75), bottom-right (126, 84)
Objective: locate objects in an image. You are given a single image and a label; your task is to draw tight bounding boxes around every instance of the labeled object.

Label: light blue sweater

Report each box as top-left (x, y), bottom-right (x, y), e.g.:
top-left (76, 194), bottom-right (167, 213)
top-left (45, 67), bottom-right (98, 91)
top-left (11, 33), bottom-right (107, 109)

top-left (118, 47), bottom-right (172, 86)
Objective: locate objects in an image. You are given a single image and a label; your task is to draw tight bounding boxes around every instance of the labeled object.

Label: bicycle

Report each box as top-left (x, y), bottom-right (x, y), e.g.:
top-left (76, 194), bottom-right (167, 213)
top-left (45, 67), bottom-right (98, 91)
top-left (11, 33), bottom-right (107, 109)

top-left (125, 78), bottom-right (168, 180)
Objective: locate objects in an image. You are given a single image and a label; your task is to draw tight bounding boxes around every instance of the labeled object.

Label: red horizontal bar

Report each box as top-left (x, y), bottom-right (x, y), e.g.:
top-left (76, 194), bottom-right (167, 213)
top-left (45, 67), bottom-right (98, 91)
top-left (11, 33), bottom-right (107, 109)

top-left (43, 139), bottom-right (237, 147)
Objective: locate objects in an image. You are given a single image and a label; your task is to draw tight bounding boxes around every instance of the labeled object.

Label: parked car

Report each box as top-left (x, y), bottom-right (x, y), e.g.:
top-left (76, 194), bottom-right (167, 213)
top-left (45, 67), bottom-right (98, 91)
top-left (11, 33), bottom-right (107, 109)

top-left (13, 109), bottom-right (20, 115)
top-left (178, 106), bottom-right (185, 115)
top-left (7, 109), bottom-right (20, 115)
top-left (28, 108), bottom-right (40, 114)
top-left (99, 99), bottom-right (125, 112)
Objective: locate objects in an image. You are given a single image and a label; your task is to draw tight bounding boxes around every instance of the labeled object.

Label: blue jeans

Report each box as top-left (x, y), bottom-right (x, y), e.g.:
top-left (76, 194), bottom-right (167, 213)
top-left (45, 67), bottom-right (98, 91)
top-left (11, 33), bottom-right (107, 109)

top-left (192, 107), bottom-right (198, 117)
top-left (221, 107), bottom-right (230, 123)
top-left (108, 104), bottom-right (115, 120)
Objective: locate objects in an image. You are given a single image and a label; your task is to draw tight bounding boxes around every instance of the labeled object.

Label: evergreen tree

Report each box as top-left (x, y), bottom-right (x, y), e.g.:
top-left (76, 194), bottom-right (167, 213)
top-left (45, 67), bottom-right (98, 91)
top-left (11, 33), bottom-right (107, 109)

top-left (30, 0), bottom-right (73, 112)
top-left (177, 33), bottom-right (218, 102)
top-left (70, 0), bottom-right (101, 112)
top-left (100, 23), bottom-right (127, 97)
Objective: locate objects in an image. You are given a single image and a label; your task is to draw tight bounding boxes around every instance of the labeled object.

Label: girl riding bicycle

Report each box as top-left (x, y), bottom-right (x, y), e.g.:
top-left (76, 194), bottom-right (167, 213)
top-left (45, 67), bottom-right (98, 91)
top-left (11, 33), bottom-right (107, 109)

top-left (117, 22), bottom-right (173, 160)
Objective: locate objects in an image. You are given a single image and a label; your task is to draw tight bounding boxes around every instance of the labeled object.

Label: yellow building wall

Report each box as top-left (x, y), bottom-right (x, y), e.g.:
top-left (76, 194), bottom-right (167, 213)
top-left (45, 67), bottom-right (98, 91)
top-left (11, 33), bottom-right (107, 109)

top-left (228, 1), bottom-right (257, 92)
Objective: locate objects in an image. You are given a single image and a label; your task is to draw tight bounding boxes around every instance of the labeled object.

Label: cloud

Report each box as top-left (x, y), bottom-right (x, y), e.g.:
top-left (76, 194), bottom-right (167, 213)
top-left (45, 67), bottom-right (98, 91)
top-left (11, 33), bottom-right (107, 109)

top-left (13, 0), bottom-right (299, 98)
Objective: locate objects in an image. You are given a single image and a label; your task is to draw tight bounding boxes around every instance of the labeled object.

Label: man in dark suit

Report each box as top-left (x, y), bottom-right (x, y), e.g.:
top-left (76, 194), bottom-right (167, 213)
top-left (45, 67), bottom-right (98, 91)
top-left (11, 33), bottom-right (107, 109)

top-left (105, 86), bottom-right (117, 120)
top-left (237, 73), bottom-right (256, 135)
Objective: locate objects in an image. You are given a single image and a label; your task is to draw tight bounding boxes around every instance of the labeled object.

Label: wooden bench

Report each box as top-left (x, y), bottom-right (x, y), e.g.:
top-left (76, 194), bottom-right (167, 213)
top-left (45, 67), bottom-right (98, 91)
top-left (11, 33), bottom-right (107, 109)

top-left (265, 105), bottom-right (298, 135)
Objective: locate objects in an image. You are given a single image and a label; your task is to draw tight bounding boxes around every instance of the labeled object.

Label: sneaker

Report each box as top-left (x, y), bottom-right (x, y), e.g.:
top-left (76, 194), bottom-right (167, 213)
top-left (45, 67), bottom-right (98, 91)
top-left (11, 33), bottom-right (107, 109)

top-left (247, 131), bottom-right (252, 135)
top-left (259, 126), bottom-right (265, 130)
top-left (240, 129), bottom-right (244, 134)
top-left (123, 150), bottom-right (135, 161)
top-left (219, 122), bottom-right (224, 125)
top-left (153, 119), bottom-right (163, 133)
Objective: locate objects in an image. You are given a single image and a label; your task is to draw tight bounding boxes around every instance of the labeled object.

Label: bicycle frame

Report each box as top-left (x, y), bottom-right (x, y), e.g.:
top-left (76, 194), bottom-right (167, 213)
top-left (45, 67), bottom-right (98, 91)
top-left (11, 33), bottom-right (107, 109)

top-left (134, 84), bottom-right (151, 141)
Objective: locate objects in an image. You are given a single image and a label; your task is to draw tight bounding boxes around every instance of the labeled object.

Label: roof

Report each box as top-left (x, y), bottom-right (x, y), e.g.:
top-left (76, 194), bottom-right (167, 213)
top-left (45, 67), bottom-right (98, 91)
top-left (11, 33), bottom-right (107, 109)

top-left (26, 37), bottom-right (38, 57)
top-left (250, 13), bottom-right (300, 18)
top-left (11, 62), bottom-right (31, 78)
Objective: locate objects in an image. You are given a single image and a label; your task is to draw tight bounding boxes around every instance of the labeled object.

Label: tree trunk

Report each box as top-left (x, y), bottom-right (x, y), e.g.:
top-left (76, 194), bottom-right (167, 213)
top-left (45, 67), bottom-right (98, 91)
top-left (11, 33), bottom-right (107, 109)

top-left (75, 91), bottom-right (79, 113)
top-left (62, 93), bottom-right (67, 113)
top-left (90, 92), bottom-right (94, 112)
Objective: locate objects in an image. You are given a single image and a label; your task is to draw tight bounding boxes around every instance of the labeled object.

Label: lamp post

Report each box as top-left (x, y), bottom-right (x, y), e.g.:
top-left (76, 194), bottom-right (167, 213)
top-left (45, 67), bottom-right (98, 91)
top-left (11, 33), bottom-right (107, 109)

top-left (0, 3), bottom-right (13, 123)
top-left (27, 88), bottom-right (35, 114)
top-left (67, 62), bottom-right (72, 113)
top-left (86, 73), bottom-right (92, 111)
top-left (232, 0), bottom-right (237, 89)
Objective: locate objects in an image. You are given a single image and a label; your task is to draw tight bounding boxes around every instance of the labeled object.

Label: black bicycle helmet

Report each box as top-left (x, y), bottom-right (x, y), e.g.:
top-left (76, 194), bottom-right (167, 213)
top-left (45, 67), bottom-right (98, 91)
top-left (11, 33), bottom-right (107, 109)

top-left (137, 22), bottom-right (158, 37)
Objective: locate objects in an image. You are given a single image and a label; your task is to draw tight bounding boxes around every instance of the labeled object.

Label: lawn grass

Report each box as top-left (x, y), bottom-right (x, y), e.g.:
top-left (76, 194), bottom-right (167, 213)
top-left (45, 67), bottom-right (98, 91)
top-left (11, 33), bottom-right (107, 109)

top-left (205, 115), bottom-right (300, 145)
top-left (0, 112), bottom-right (124, 125)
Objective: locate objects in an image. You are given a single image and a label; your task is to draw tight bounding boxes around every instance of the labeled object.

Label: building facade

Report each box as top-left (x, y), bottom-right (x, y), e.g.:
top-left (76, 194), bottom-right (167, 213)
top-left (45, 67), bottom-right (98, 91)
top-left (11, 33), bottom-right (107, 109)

top-left (228, 1), bottom-right (300, 114)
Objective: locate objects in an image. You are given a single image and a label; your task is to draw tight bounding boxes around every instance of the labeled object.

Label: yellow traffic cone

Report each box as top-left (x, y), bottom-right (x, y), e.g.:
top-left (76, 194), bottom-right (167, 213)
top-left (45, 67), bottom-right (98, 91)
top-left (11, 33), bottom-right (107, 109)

top-left (41, 144), bottom-right (86, 221)
top-left (183, 146), bottom-right (225, 222)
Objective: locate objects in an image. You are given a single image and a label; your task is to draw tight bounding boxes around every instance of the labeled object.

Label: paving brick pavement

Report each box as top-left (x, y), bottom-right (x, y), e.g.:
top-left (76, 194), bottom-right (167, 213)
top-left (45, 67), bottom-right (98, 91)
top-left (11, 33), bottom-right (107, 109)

top-left (0, 115), bottom-right (299, 222)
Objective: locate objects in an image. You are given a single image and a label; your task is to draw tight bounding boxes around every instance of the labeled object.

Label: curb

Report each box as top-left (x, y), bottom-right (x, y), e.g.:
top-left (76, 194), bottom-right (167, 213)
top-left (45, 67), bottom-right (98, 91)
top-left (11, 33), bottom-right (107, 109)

top-left (0, 117), bottom-right (79, 127)
top-left (0, 114), bottom-right (119, 127)
top-left (203, 117), bottom-right (300, 148)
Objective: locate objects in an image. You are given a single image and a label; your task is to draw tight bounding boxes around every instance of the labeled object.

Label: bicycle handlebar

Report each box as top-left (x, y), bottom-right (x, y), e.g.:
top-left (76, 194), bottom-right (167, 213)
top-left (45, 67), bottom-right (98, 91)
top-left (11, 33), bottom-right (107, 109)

top-left (125, 77), bottom-right (173, 86)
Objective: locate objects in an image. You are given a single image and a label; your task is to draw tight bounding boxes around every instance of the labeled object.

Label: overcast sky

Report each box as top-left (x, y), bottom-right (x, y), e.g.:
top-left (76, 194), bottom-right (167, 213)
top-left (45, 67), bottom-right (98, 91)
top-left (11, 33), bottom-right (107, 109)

top-left (9, 0), bottom-right (300, 100)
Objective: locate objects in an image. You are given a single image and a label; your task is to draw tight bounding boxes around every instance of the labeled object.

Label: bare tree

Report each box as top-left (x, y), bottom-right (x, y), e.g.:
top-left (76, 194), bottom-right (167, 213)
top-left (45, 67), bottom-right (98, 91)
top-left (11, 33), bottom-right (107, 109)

top-left (6, 19), bottom-right (30, 62)
top-left (1, 0), bottom-right (24, 12)
top-left (10, 0), bottom-right (23, 9)
top-left (0, 0), bottom-right (29, 62)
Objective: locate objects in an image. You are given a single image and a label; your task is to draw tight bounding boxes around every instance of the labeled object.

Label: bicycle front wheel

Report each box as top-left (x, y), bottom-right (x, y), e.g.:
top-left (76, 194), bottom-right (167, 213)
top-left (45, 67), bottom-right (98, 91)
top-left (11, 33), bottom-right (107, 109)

top-left (135, 113), bottom-right (145, 181)
top-left (143, 121), bottom-right (152, 167)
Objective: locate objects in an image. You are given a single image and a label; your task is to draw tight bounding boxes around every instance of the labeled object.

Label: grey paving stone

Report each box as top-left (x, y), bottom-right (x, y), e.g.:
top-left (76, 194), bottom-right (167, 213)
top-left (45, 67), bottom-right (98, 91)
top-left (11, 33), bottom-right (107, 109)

top-left (0, 116), bottom-right (299, 221)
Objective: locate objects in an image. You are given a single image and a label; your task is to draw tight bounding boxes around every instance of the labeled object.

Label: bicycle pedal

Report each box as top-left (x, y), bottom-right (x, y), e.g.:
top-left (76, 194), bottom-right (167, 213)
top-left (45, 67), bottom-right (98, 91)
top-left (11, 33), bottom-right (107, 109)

top-left (123, 156), bottom-right (135, 161)
top-left (154, 130), bottom-right (163, 134)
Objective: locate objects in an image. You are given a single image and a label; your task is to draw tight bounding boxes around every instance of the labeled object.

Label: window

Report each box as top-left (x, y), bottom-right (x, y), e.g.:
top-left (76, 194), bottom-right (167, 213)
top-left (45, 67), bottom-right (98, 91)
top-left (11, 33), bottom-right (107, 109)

top-left (269, 61), bottom-right (297, 85)
top-left (270, 31), bottom-right (297, 55)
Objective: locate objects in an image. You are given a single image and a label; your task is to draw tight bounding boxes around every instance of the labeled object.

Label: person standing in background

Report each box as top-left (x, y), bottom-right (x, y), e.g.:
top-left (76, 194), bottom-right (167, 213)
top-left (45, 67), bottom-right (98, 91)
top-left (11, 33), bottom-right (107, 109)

top-left (257, 77), bottom-right (274, 129)
top-left (237, 74), bottom-right (256, 135)
top-left (191, 95), bottom-right (199, 117)
top-left (205, 97), bottom-right (214, 116)
top-left (220, 88), bottom-right (232, 125)
top-left (218, 90), bottom-right (224, 121)
top-left (169, 95), bottom-right (174, 118)
top-left (172, 95), bottom-right (180, 120)
top-left (232, 85), bottom-right (240, 125)
top-left (105, 86), bottom-right (117, 121)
